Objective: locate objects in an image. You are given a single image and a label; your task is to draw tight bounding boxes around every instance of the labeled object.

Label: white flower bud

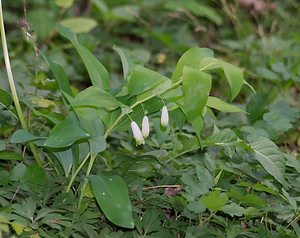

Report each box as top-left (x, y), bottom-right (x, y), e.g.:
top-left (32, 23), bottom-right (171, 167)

top-left (161, 106), bottom-right (169, 128)
top-left (131, 121), bottom-right (145, 145)
top-left (142, 116), bottom-right (150, 138)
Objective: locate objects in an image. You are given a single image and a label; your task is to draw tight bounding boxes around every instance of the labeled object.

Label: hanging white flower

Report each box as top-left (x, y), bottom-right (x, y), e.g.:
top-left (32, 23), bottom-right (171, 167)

top-left (131, 121), bottom-right (145, 145)
top-left (142, 115), bottom-right (150, 138)
top-left (161, 105), bottom-right (169, 128)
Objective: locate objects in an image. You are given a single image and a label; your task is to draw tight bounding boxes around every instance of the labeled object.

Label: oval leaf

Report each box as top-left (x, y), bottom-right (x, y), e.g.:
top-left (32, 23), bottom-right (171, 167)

top-left (128, 65), bottom-right (169, 96)
top-left (172, 47), bottom-right (214, 82)
top-left (60, 17), bottom-right (97, 33)
top-left (89, 174), bottom-right (134, 228)
top-left (70, 86), bottom-right (122, 110)
top-left (57, 24), bottom-right (110, 91)
top-left (206, 96), bottom-right (244, 113)
top-left (11, 129), bottom-right (42, 144)
top-left (43, 117), bottom-right (90, 148)
top-left (182, 66), bottom-right (212, 121)
top-left (222, 62), bottom-right (244, 101)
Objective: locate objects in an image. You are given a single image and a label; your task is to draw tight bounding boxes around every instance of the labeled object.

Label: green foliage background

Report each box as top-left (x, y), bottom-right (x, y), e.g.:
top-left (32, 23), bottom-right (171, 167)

top-left (0, 0), bottom-right (300, 237)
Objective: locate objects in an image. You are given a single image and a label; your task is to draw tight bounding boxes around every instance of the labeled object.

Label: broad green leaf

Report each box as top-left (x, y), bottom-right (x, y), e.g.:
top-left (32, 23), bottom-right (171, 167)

top-left (10, 129), bottom-right (42, 143)
top-left (41, 52), bottom-right (74, 98)
top-left (43, 117), bottom-right (90, 148)
top-left (53, 149), bottom-right (73, 177)
top-left (0, 88), bottom-right (12, 107)
top-left (199, 57), bottom-right (223, 71)
top-left (89, 136), bottom-right (106, 158)
top-left (263, 101), bottom-right (299, 133)
top-left (190, 115), bottom-right (203, 141)
top-left (73, 105), bottom-right (106, 158)
top-left (182, 66), bottom-right (212, 121)
top-left (204, 128), bottom-right (238, 147)
top-left (22, 164), bottom-right (47, 188)
top-left (221, 203), bottom-right (246, 217)
top-left (250, 137), bottom-right (287, 186)
top-left (10, 163), bottom-right (27, 181)
top-left (76, 44), bottom-right (110, 90)
top-left (89, 174), bottom-right (134, 228)
top-left (70, 86), bottom-right (122, 110)
top-left (113, 45), bottom-right (135, 80)
top-left (187, 200), bottom-right (206, 214)
top-left (11, 222), bottom-right (25, 236)
top-left (222, 62), bottom-right (244, 101)
top-left (0, 152), bottom-right (22, 161)
top-left (55, 0), bottom-right (74, 8)
top-left (172, 47), bottom-right (214, 81)
top-left (181, 166), bottom-right (213, 197)
top-left (75, 107), bottom-right (105, 136)
top-left (206, 96), bottom-right (244, 113)
top-left (28, 10), bottom-right (55, 39)
top-left (140, 209), bottom-right (161, 234)
top-left (201, 190), bottom-right (228, 211)
top-left (195, 165), bottom-right (214, 192)
top-left (57, 24), bottom-right (110, 90)
top-left (90, 0), bottom-right (109, 14)
top-left (110, 5), bottom-right (140, 22)
top-left (60, 17), bottom-right (97, 33)
top-left (12, 198), bottom-right (36, 220)
top-left (164, 0), bottom-right (222, 25)
top-left (128, 65), bottom-right (169, 96)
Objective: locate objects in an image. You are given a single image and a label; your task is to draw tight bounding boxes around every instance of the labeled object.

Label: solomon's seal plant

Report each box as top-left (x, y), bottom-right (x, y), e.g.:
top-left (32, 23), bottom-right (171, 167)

top-left (7, 23), bottom-right (255, 229)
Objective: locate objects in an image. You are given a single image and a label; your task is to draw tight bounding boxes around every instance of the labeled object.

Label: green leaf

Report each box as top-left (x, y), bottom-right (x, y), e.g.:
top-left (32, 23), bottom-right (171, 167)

top-left (89, 136), bottom-right (107, 158)
top-left (10, 129), bottom-right (42, 144)
top-left (110, 5), bottom-right (140, 22)
top-left (222, 62), bottom-right (244, 101)
top-left (0, 88), bottom-right (12, 107)
top-left (204, 128), bottom-right (238, 147)
top-left (195, 165), bottom-right (214, 192)
top-left (60, 17), bottom-right (97, 33)
top-left (55, 0), bottom-right (74, 8)
top-left (28, 10), bottom-right (55, 39)
top-left (164, 0), bottom-right (222, 25)
top-left (206, 96), bottom-right (244, 113)
top-left (250, 137), bottom-right (287, 186)
top-left (53, 149), bottom-right (74, 177)
top-left (128, 65), bottom-right (169, 96)
top-left (221, 203), bottom-right (246, 217)
top-left (201, 190), bottom-right (228, 211)
top-left (43, 117), bottom-right (90, 148)
top-left (89, 174), bottom-right (134, 228)
top-left (57, 24), bottom-right (110, 91)
top-left (181, 166), bottom-right (213, 197)
top-left (182, 66), bottom-right (212, 121)
top-left (41, 52), bottom-right (74, 98)
top-left (70, 86), bottom-right (122, 110)
top-left (113, 45), bottom-right (135, 80)
top-left (172, 47), bottom-right (214, 81)
top-left (0, 152), bottom-right (22, 161)
top-left (263, 101), bottom-right (299, 133)
top-left (22, 164), bottom-right (47, 188)
top-left (12, 198), bottom-right (36, 220)
top-left (90, 0), bottom-right (109, 14)
top-left (190, 115), bottom-right (203, 141)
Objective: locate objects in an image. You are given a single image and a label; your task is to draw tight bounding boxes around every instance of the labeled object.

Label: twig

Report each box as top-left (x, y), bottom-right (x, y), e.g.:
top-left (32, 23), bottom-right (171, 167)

top-left (142, 185), bottom-right (181, 191)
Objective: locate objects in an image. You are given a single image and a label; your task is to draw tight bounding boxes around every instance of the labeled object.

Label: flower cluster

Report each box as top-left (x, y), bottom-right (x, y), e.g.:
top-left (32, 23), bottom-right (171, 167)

top-left (131, 106), bottom-right (169, 145)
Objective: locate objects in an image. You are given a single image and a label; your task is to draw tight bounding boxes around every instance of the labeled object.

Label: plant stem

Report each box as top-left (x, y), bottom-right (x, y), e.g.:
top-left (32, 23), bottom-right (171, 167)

top-left (0, 0), bottom-right (42, 166)
top-left (78, 155), bottom-right (96, 207)
top-left (104, 78), bottom-right (183, 138)
top-left (66, 152), bottom-right (91, 193)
